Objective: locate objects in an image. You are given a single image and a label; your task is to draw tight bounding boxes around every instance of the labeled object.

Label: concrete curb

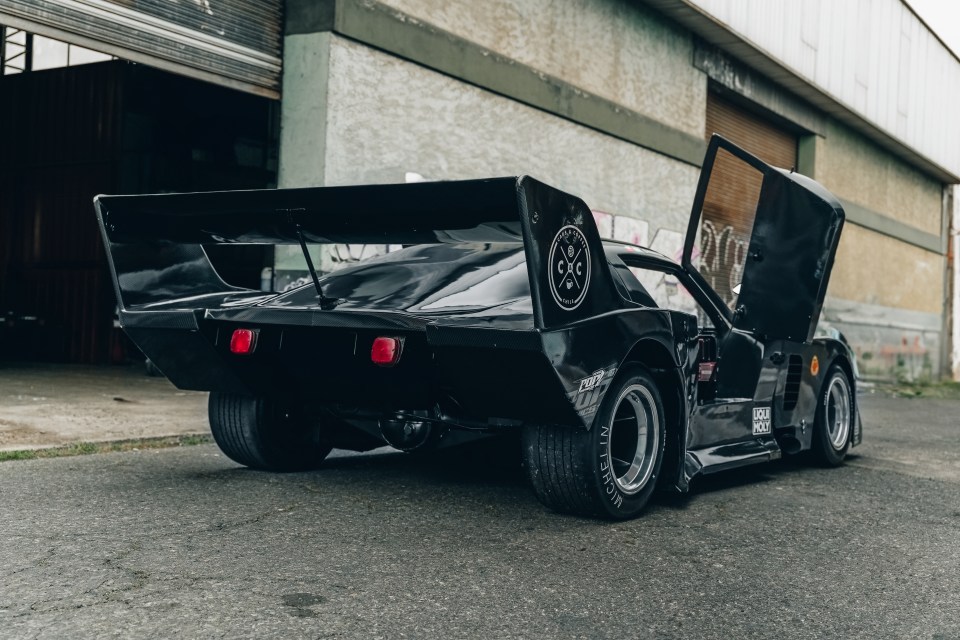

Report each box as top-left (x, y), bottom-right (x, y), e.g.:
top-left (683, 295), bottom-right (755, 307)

top-left (0, 363), bottom-right (210, 451)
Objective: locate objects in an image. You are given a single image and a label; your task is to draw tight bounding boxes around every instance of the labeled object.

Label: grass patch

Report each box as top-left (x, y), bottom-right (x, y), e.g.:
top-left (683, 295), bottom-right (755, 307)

top-left (0, 433), bottom-right (213, 462)
top-left (887, 380), bottom-right (960, 399)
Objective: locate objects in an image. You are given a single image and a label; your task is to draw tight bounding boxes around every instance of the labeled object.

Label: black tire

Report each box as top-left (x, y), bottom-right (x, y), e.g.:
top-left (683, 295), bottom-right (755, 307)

top-left (144, 358), bottom-right (163, 377)
top-left (522, 365), bottom-right (666, 519)
top-left (809, 365), bottom-right (853, 467)
top-left (208, 392), bottom-right (332, 472)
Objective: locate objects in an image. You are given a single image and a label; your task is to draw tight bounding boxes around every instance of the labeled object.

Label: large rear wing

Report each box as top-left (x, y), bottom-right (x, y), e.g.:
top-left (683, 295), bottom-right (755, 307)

top-left (95, 176), bottom-right (627, 330)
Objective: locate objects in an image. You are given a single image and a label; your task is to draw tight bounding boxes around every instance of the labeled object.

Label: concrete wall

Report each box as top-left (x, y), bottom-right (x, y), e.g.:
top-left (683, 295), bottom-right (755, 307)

top-left (277, 3), bottom-right (706, 273)
top-left (277, 0), bottom-right (953, 379)
top-left (375, 0), bottom-right (707, 138)
top-left (813, 119), bottom-right (946, 379)
top-left (830, 226), bottom-right (941, 314)
top-left (815, 120), bottom-right (942, 236)
top-left (321, 35), bottom-right (699, 235)
top-left (278, 31), bottom-right (331, 188)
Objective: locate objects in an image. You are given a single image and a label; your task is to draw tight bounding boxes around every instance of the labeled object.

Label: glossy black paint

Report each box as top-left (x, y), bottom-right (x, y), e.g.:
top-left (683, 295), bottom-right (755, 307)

top-left (271, 244), bottom-right (534, 329)
top-left (684, 136), bottom-right (845, 343)
top-left (95, 135), bottom-right (861, 492)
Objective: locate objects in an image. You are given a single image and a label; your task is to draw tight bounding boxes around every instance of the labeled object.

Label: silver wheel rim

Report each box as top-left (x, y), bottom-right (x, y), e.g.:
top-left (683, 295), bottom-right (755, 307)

top-left (826, 374), bottom-right (851, 450)
top-left (606, 384), bottom-right (660, 495)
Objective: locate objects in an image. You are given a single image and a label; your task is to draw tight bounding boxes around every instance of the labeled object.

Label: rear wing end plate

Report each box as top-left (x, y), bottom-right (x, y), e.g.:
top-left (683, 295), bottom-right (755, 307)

top-left (95, 176), bottom-right (627, 331)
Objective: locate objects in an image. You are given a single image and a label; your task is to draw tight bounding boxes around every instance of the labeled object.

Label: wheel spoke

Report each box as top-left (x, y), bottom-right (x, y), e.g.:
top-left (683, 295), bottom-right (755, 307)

top-left (825, 373), bottom-right (851, 450)
top-left (622, 460), bottom-right (643, 484)
top-left (605, 382), bottom-right (660, 495)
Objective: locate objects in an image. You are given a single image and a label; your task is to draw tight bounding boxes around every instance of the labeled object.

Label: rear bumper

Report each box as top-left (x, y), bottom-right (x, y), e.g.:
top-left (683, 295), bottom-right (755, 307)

top-left (122, 309), bottom-right (580, 428)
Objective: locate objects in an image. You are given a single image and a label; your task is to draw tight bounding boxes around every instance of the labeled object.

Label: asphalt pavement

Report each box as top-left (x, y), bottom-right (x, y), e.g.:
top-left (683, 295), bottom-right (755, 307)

top-left (1, 388), bottom-right (959, 638)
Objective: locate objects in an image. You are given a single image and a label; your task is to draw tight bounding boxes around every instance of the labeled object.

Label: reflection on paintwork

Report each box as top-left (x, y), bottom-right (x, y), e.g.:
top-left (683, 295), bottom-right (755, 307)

top-left (274, 243), bottom-right (530, 316)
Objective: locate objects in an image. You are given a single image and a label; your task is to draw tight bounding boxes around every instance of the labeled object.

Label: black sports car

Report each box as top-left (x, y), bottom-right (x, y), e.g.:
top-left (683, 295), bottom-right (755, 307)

top-left (96, 136), bottom-right (861, 519)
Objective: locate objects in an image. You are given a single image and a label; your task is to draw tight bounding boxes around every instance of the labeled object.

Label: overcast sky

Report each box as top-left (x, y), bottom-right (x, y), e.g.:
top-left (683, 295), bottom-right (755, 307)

top-left (906, 0), bottom-right (960, 59)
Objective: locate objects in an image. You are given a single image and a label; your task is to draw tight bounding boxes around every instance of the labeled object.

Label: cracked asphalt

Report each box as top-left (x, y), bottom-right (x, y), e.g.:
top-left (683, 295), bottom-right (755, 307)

top-left (1, 394), bottom-right (959, 639)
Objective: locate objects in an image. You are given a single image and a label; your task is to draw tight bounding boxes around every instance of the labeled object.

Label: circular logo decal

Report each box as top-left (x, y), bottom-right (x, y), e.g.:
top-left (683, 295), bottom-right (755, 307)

top-left (548, 225), bottom-right (591, 311)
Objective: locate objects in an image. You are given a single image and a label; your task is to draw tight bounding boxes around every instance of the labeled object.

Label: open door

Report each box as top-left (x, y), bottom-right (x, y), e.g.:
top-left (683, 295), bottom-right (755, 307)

top-left (683, 135), bottom-right (845, 343)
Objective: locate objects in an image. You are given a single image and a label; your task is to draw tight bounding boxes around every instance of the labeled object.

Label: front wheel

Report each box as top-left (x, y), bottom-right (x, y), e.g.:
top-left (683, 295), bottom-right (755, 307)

top-left (522, 366), bottom-right (666, 519)
top-left (208, 392), bottom-right (332, 472)
top-left (809, 365), bottom-right (853, 466)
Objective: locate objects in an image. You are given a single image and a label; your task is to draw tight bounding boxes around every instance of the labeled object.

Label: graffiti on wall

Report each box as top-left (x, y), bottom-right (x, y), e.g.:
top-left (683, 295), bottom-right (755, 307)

top-left (698, 220), bottom-right (749, 308)
top-left (322, 244), bottom-right (401, 271)
top-left (592, 211), bottom-right (648, 247)
top-left (591, 211), bottom-right (705, 319)
top-left (851, 332), bottom-right (934, 381)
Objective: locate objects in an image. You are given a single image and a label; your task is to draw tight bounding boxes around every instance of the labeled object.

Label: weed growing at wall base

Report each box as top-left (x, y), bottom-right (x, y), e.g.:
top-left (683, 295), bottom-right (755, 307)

top-left (0, 434), bottom-right (212, 462)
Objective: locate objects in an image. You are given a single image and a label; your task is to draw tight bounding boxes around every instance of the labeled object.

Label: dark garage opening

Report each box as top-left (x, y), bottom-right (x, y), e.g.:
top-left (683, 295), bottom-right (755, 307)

top-left (0, 55), bottom-right (278, 364)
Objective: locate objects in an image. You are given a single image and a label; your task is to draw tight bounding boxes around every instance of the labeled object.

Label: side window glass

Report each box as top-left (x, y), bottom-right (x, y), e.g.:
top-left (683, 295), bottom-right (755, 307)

top-left (607, 264), bottom-right (633, 302)
top-left (609, 262), bottom-right (657, 307)
top-left (628, 266), bottom-right (714, 330)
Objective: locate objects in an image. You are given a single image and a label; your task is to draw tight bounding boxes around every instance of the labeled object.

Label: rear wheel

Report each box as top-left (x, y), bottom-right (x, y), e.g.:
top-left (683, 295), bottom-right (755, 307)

top-left (522, 365), bottom-right (666, 519)
top-left (208, 392), bottom-right (332, 471)
top-left (144, 358), bottom-right (163, 377)
top-left (809, 365), bottom-right (853, 466)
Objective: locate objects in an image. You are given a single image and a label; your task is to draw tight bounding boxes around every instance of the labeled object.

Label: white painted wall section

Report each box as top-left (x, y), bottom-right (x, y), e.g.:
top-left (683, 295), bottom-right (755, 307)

top-left (683, 0), bottom-right (960, 179)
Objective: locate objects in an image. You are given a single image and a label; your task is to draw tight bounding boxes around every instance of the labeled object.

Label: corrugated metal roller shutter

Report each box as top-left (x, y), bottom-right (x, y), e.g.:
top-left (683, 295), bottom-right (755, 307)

top-left (0, 0), bottom-right (281, 97)
top-left (706, 92), bottom-right (797, 169)
top-left (699, 92), bottom-right (798, 309)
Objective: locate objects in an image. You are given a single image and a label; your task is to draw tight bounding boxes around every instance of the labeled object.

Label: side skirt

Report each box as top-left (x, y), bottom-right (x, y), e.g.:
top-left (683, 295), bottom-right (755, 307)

top-left (684, 437), bottom-right (782, 479)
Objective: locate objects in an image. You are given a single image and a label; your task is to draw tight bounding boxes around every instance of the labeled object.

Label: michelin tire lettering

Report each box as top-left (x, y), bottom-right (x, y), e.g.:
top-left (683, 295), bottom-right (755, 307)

top-left (598, 424), bottom-right (625, 509)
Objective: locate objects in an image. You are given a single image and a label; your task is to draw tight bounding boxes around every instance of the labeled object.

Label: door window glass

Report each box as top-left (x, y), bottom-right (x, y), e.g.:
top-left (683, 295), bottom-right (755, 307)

top-left (694, 147), bottom-right (764, 312)
top-left (619, 262), bottom-right (714, 330)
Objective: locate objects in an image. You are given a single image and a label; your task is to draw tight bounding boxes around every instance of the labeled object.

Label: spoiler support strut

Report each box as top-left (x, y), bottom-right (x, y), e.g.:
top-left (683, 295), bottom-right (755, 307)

top-left (295, 224), bottom-right (338, 310)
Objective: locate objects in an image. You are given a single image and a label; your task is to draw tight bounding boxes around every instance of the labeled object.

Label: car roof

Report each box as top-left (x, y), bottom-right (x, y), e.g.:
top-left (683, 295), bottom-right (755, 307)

top-left (600, 239), bottom-right (679, 268)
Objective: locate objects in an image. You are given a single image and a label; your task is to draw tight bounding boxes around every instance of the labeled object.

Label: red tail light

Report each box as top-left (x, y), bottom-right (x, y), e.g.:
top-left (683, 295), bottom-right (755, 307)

top-left (371, 336), bottom-right (403, 367)
top-left (230, 328), bottom-right (258, 355)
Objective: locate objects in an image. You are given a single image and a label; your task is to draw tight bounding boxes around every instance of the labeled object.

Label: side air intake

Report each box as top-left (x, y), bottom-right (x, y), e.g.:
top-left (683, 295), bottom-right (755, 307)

top-left (783, 355), bottom-right (803, 411)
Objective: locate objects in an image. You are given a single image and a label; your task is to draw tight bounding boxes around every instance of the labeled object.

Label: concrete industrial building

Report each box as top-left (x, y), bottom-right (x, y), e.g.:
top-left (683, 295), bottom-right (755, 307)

top-left (2, 0), bottom-right (958, 380)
